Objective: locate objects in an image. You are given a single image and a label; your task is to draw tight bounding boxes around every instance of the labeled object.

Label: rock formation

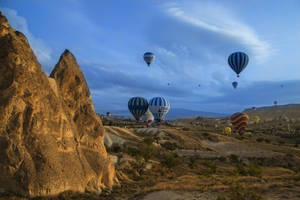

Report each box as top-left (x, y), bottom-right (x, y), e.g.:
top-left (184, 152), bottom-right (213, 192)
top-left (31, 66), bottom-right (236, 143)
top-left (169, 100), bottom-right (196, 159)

top-left (0, 12), bottom-right (115, 197)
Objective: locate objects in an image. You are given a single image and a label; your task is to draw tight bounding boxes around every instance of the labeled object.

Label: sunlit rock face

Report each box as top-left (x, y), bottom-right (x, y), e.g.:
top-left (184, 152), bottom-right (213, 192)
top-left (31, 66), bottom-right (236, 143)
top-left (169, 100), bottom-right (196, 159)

top-left (0, 12), bottom-right (115, 197)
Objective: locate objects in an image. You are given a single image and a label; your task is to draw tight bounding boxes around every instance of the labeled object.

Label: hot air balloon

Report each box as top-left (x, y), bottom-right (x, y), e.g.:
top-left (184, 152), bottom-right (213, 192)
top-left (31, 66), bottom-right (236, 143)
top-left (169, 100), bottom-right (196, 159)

top-left (167, 83), bottom-right (170, 86)
top-left (128, 97), bottom-right (149, 121)
top-left (231, 112), bottom-right (249, 135)
top-left (198, 84), bottom-right (201, 87)
top-left (141, 109), bottom-right (154, 126)
top-left (274, 101), bottom-right (278, 106)
top-left (223, 127), bottom-right (232, 135)
top-left (149, 97), bottom-right (170, 122)
top-left (232, 81), bottom-right (238, 89)
top-left (228, 52), bottom-right (249, 77)
top-left (252, 115), bottom-right (260, 124)
top-left (144, 52), bottom-right (155, 66)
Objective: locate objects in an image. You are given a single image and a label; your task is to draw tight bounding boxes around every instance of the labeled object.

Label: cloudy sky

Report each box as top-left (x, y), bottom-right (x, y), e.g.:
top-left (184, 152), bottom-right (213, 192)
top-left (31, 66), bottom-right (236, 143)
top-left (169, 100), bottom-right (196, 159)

top-left (1, 0), bottom-right (300, 114)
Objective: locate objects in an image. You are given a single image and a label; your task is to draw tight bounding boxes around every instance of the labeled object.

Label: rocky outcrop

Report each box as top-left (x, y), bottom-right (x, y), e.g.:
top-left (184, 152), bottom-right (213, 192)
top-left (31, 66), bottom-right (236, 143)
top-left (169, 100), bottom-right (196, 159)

top-left (0, 12), bottom-right (115, 197)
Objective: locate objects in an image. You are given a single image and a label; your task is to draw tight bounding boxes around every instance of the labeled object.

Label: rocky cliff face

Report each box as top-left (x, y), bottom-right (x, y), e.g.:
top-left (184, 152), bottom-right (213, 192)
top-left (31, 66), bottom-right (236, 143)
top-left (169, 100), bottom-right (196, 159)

top-left (0, 12), bottom-right (115, 197)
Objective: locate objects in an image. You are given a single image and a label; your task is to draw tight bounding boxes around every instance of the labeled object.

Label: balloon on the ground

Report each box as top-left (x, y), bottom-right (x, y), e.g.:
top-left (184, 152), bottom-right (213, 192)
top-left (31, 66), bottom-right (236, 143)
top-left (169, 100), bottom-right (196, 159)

top-left (232, 81), bottom-right (238, 89)
top-left (252, 115), bottom-right (260, 124)
top-left (141, 109), bottom-right (154, 125)
top-left (223, 127), bottom-right (232, 135)
top-left (228, 52), bottom-right (249, 77)
top-left (128, 97), bottom-right (149, 121)
top-left (149, 97), bottom-right (170, 122)
top-left (144, 52), bottom-right (155, 66)
top-left (231, 112), bottom-right (249, 135)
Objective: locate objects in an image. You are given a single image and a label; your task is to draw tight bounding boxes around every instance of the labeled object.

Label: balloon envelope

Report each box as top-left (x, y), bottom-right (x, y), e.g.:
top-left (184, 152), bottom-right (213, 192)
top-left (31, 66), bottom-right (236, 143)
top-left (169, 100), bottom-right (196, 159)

top-left (231, 112), bottom-right (249, 135)
top-left (232, 81), bottom-right (238, 89)
top-left (128, 97), bottom-right (149, 121)
top-left (224, 127), bottom-right (232, 135)
top-left (228, 52), bottom-right (249, 77)
top-left (141, 109), bottom-right (154, 125)
top-left (149, 97), bottom-right (170, 122)
top-left (144, 52), bottom-right (155, 66)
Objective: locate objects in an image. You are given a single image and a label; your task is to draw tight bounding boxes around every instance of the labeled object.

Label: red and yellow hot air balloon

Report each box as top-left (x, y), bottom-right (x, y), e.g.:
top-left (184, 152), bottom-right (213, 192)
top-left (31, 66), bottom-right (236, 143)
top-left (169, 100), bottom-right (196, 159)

top-left (230, 112), bottom-right (249, 135)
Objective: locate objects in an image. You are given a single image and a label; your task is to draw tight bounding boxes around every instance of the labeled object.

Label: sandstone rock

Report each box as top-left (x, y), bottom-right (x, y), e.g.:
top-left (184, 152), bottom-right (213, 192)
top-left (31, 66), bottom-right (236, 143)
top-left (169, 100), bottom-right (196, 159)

top-left (0, 12), bottom-right (115, 197)
top-left (144, 163), bottom-right (152, 170)
top-left (109, 155), bottom-right (119, 165)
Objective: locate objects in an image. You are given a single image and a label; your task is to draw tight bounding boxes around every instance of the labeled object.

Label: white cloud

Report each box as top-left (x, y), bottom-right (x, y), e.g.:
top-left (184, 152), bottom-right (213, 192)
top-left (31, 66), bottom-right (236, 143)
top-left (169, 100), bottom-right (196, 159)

top-left (163, 2), bottom-right (273, 63)
top-left (1, 8), bottom-right (53, 66)
top-left (155, 46), bottom-right (176, 57)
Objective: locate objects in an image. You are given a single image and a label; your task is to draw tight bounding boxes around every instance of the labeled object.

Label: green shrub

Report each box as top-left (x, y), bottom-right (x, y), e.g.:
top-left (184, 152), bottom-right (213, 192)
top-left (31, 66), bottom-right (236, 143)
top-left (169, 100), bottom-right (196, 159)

top-left (188, 157), bottom-right (197, 169)
top-left (203, 160), bottom-right (217, 173)
top-left (161, 153), bottom-right (182, 168)
top-left (236, 163), bottom-right (262, 177)
top-left (228, 181), bottom-right (263, 200)
top-left (198, 160), bottom-right (217, 176)
top-left (235, 164), bottom-right (248, 176)
top-left (143, 137), bottom-right (155, 145)
top-left (247, 163), bottom-right (262, 177)
top-left (161, 141), bottom-right (179, 151)
top-left (141, 143), bottom-right (158, 161)
top-left (126, 146), bottom-right (141, 157)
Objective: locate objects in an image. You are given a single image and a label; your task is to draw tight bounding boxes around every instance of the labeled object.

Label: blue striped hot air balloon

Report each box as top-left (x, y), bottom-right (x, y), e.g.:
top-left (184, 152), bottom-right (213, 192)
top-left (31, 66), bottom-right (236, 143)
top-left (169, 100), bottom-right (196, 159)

top-left (149, 97), bottom-right (170, 122)
top-left (144, 52), bottom-right (155, 66)
top-left (228, 52), bottom-right (249, 77)
top-left (128, 97), bottom-right (149, 121)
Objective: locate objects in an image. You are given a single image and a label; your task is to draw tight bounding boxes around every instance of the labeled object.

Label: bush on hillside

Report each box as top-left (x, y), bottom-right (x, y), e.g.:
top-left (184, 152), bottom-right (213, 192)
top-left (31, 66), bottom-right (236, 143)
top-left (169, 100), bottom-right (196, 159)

top-left (161, 153), bottom-right (182, 168)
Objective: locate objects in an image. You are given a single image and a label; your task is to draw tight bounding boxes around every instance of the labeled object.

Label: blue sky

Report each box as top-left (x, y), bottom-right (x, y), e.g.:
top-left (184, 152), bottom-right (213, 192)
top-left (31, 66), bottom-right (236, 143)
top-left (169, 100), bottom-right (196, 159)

top-left (1, 0), bottom-right (300, 114)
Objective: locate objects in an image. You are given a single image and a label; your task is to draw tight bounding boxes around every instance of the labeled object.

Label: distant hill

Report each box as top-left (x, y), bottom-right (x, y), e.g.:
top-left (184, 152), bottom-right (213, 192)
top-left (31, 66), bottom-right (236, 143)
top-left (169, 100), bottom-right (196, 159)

top-left (167, 108), bottom-right (228, 119)
top-left (244, 104), bottom-right (300, 120)
top-left (98, 108), bottom-right (228, 120)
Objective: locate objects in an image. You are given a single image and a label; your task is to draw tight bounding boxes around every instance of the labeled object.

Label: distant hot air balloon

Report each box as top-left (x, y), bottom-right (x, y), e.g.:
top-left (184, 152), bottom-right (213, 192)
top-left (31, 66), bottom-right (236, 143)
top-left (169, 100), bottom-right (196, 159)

top-left (149, 97), bottom-right (170, 122)
top-left (198, 84), bottom-right (201, 87)
top-left (280, 84), bottom-right (284, 88)
top-left (232, 81), bottom-right (238, 89)
top-left (231, 112), bottom-right (249, 135)
top-left (252, 107), bottom-right (256, 110)
top-left (167, 83), bottom-right (170, 86)
top-left (228, 52), bottom-right (249, 77)
top-left (223, 127), bottom-right (232, 135)
top-left (274, 101), bottom-right (278, 106)
top-left (281, 115), bottom-right (289, 122)
top-left (144, 52), bottom-right (155, 66)
top-left (252, 115), bottom-right (260, 124)
top-left (106, 112), bottom-right (111, 117)
top-left (141, 109), bottom-right (154, 126)
top-left (128, 97), bottom-right (149, 121)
